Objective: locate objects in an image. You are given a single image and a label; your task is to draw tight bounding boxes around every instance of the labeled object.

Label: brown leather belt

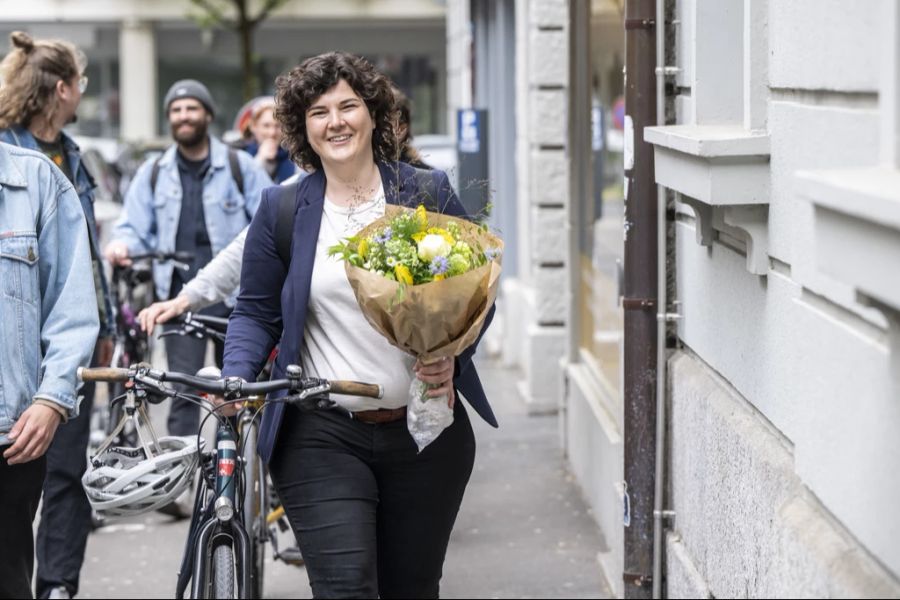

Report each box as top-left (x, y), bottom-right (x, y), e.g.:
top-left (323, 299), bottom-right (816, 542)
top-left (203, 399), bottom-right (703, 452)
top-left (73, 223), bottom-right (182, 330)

top-left (351, 406), bottom-right (407, 424)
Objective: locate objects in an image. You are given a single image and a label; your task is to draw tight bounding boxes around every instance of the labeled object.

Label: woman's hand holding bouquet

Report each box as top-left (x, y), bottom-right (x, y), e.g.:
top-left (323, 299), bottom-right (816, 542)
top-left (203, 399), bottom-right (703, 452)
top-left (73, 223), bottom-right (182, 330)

top-left (329, 205), bottom-right (502, 451)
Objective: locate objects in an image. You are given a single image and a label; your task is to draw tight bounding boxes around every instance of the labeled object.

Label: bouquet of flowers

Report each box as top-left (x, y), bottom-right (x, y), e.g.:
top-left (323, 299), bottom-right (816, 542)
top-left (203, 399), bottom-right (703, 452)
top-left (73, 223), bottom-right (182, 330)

top-left (328, 204), bottom-right (502, 451)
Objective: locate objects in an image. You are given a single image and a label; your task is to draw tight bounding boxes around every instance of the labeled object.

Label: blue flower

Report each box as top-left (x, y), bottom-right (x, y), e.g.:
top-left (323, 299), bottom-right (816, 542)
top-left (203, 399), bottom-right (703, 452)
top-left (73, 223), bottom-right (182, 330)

top-left (430, 255), bottom-right (450, 275)
top-left (484, 247), bottom-right (502, 261)
top-left (374, 227), bottom-right (393, 244)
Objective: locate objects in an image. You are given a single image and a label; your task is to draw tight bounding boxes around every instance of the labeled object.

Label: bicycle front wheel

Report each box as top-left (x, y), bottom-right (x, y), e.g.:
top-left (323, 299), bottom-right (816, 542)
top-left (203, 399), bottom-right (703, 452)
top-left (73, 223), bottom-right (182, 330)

top-left (212, 543), bottom-right (235, 599)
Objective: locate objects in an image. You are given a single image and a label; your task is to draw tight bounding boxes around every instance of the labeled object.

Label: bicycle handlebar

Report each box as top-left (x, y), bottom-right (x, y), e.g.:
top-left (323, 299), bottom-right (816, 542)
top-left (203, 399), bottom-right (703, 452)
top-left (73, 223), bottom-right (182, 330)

top-left (80, 367), bottom-right (131, 382)
top-left (185, 313), bottom-right (229, 330)
top-left (161, 313), bottom-right (228, 343)
top-left (77, 365), bottom-right (383, 400)
top-left (128, 251), bottom-right (194, 263)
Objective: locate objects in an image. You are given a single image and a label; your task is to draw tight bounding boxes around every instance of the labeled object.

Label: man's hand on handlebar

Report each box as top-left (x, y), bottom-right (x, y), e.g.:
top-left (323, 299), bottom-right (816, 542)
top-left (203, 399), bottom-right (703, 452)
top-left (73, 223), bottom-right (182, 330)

top-left (104, 241), bottom-right (132, 267)
top-left (139, 295), bottom-right (193, 336)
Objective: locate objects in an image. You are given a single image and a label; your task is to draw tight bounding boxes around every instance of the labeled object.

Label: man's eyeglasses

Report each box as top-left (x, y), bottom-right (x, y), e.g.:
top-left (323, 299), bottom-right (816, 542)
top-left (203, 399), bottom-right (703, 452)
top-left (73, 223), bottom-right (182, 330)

top-left (77, 75), bottom-right (88, 94)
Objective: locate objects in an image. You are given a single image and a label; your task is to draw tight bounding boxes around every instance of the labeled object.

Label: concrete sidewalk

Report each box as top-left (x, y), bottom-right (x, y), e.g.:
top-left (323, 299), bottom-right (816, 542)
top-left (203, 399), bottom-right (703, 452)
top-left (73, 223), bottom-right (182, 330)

top-left (441, 358), bottom-right (610, 599)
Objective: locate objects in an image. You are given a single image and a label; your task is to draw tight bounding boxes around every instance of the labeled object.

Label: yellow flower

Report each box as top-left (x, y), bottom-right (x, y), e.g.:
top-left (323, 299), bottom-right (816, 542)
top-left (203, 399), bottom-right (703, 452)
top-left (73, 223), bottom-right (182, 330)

top-left (358, 238), bottom-right (369, 259)
top-left (415, 205), bottom-right (428, 232)
top-left (434, 274), bottom-right (445, 282)
top-left (394, 264), bottom-right (414, 285)
top-left (412, 232), bottom-right (427, 243)
top-left (427, 227), bottom-right (455, 245)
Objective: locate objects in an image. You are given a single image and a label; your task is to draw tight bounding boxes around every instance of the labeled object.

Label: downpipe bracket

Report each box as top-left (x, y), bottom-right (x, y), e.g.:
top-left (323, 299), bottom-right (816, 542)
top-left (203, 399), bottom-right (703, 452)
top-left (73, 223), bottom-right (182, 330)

top-left (657, 312), bottom-right (682, 323)
top-left (654, 66), bottom-right (681, 76)
top-left (623, 571), bottom-right (653, 589)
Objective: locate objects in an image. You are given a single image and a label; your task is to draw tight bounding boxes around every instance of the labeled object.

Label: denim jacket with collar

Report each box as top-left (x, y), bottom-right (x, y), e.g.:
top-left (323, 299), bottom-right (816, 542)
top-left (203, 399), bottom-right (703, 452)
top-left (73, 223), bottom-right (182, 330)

top-left (0, 126), bottom-right (115, 338)
top-left (0, 142), bottom-right (100, 445)
top-left (111, 136), bottom-right (271, 303)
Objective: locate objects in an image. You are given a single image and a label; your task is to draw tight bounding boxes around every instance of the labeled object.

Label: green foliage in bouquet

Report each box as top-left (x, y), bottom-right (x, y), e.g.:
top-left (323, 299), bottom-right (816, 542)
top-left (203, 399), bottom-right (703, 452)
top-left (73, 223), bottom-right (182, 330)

top-left (327, 205), bottom-right (498, 287)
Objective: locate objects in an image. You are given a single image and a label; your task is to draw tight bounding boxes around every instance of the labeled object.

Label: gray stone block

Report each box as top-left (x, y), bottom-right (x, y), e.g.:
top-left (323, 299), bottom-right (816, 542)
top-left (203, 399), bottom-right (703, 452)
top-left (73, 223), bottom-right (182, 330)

top-left (530, 0), bottom-right (568, 28)
top-left (534, 266), bottom-right (568, 323)
top-left (529, 28), bottom-right (568, 87)
top-left (667, 351), bottom-right (900, 598)
top-left (666, 533), bottom-right (711, 599)
top-left (530, 149), bottom-right (569, 206)
top-left (532, 206), bottom-right (567, 264)
top-left (529, 89), bottom-right (568, 147)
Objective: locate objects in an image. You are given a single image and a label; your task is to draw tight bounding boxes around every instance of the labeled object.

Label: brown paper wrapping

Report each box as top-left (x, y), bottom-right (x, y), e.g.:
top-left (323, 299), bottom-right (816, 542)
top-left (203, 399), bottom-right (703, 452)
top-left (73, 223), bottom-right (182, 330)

top-left (344, 205), bottom-right (503, 361)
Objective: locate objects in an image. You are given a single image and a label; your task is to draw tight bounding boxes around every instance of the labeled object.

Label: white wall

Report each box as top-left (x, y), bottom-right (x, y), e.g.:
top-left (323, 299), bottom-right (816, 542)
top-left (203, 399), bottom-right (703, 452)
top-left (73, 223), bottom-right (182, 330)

top-left (660, 0), bottom-right (900, 593)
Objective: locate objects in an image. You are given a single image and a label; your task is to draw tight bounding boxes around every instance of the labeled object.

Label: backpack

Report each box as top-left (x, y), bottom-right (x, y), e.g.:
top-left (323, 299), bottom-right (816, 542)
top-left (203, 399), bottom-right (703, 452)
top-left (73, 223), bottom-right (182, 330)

top-left (274, 167), bottom-right (437, 269)
top-left (150, 148), bottom-right (245, 196)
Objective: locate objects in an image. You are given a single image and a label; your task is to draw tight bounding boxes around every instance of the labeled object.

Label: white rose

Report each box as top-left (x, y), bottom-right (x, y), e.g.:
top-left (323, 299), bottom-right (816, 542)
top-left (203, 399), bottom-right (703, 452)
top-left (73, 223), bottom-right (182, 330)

top-left (417, 234), bottom-right (452, 261)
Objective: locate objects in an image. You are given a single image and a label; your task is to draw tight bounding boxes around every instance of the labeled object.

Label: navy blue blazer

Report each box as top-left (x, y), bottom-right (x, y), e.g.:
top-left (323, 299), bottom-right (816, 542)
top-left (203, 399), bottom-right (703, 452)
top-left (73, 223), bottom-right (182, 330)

top-left (222, 161), bottom-right (498, 463)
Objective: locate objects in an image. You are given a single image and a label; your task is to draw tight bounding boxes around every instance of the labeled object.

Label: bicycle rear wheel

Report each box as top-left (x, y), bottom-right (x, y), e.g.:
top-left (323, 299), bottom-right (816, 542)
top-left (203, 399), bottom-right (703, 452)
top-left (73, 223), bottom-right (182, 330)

top-left (241, 418), bottom-right (265, 599)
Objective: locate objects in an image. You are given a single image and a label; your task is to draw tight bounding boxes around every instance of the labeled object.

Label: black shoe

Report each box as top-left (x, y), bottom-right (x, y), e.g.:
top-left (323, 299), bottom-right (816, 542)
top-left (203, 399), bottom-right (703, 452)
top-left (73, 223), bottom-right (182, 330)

top-left (156, 483), bottom-right (194, 520)
top-left (279, 545), bottom-right (304, 566)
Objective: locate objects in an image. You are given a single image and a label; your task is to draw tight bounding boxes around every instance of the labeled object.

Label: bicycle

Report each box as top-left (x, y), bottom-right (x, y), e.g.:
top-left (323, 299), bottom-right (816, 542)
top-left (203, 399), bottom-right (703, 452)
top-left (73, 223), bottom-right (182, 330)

top-left (90, 251), bottom-right (193, 453)
top-left (161, 311), bottom-right (268, 597)
top-left (80, 362), bottom-right (382, 599)
top-left (160, 312), bottom-right (304, 593)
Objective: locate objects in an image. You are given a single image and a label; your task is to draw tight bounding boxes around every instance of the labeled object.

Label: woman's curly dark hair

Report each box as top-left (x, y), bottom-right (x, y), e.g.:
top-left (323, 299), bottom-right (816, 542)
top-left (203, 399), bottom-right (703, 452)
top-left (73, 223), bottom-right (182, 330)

top-left (275, 52), bottom-right (399, 171)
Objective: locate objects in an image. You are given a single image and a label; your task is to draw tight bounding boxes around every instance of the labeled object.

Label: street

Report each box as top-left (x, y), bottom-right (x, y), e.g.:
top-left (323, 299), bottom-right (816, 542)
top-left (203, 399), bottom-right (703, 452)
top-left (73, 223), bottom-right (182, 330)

top-left (75, 358), bottom-right (610, 599)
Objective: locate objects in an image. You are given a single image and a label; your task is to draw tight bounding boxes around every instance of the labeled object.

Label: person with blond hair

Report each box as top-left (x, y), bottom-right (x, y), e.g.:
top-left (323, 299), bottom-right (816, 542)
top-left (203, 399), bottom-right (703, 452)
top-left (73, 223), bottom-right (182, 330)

top-left (0, 30), bottom-right (114, 600)
top-left (242, 96), bottom-right (298, 183)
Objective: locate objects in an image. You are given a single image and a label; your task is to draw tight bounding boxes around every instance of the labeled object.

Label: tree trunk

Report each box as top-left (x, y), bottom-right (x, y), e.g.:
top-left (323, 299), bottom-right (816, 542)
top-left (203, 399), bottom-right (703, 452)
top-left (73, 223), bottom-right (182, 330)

top-left (240, 21), bottom-right (257, 101)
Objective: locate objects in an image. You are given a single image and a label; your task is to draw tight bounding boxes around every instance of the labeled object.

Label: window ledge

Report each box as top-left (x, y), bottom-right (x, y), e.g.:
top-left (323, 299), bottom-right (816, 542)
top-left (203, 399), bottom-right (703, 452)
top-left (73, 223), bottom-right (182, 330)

top-left (644, 125), bottom-right (770, 158)
top-left (797, 166), bottom-right (900, 314)
top-left (645, 125), bottom-right (772, 275)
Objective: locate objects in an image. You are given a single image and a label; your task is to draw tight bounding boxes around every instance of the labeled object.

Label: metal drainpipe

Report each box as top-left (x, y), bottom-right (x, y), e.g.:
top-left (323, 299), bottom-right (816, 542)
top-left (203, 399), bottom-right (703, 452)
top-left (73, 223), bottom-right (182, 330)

top-left (651, 0), bottom-right (670, 597)
top-left (622, 0), bottom-right (658, 597)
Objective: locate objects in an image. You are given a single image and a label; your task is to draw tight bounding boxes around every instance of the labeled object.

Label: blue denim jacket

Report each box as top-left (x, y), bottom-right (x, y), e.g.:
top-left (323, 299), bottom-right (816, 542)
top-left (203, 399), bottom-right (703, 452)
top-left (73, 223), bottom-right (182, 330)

top-left (0, 126), bottom-right (115, 337)
top-left (111, 136), bottom-right (271, 303)
top-left (0, 142), bottom-right (100, 445)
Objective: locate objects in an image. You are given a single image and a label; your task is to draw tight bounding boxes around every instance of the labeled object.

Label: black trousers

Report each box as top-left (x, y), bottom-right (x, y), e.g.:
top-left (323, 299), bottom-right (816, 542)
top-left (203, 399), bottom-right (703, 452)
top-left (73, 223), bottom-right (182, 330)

top-left (0, 449), bottom-right (47, 599)
top-left (163, 303), bottom-right (229, 437)
top-left (34, 373), bottom-right (96, 599)
top-left (269, 401), bottom-right (476, 599)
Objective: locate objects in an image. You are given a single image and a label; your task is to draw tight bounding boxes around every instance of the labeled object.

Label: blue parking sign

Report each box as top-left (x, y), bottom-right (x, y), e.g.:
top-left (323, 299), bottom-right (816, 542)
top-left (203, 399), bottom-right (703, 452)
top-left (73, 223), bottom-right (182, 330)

top-left (458, 109), bottom-right (481, 154)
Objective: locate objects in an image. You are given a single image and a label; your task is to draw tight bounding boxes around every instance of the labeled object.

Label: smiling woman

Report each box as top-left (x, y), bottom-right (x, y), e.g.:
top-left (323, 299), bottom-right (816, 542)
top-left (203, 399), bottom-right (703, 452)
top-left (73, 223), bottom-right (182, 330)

top-left (274, 52), bottom-right (398, 174)
top-left (303, 79), bottom-right (380, 205)
top-left (222, 52), bottom-right (498, 599)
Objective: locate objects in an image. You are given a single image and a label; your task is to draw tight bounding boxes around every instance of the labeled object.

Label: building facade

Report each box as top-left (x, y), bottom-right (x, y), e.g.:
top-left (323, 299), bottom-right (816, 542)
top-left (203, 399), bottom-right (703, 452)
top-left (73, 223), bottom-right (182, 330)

top-left (2, 0), bottom-right (448, 142)
top-left (451, 0), bottom-right (900, 597)
top-left (647, 0), bottom-right (900, 596)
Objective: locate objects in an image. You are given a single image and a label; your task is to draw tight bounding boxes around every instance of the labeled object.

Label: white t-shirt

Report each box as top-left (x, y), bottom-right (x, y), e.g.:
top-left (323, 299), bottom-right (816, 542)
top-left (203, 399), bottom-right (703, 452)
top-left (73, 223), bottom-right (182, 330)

top-left (299, 191), bottom-right (416, 411)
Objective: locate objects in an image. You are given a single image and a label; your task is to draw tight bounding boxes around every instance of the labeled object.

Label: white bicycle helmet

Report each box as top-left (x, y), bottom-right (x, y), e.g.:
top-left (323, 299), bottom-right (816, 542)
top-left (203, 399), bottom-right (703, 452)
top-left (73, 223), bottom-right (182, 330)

top-left (83, 432), bottom-right (203, 519)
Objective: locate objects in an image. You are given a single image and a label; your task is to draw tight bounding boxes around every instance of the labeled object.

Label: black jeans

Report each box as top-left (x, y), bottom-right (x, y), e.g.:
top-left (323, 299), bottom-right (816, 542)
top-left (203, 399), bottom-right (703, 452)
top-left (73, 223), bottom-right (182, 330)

top-left (163, 303), bottom-right (229, 437)
top-left (269, 401), bottom-right (476, 599)
top-left (0, 449), bottom-right (47, 599)
top-left (34, 371), bottom-right (96, 599)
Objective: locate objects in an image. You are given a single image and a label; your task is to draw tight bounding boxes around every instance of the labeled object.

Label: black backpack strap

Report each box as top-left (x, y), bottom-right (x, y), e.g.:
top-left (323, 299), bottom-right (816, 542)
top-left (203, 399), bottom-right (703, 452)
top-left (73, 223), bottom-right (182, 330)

top-left (413, 167), bottom-right (438, 210)
top-left (227, 148), bottom-right (245, 196)
top-left (275, 183), bottom-right (299, 269)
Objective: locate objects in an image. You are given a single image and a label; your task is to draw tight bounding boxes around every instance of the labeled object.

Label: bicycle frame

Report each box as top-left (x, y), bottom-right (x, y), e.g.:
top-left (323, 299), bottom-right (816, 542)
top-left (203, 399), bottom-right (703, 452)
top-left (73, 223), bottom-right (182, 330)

top-left (81, 363), bottom-right (382, 599)
top-left (187, 422), bottom-right (253, 599)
